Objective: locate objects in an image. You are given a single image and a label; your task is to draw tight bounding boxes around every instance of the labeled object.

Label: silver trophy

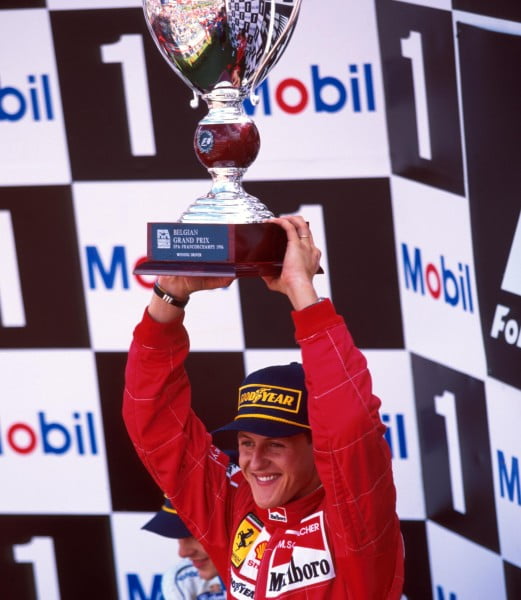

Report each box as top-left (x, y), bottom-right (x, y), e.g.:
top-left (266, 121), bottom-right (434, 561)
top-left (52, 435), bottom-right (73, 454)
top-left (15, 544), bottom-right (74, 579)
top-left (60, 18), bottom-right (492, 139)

top-left (136, 0), bottom-right (302, 277)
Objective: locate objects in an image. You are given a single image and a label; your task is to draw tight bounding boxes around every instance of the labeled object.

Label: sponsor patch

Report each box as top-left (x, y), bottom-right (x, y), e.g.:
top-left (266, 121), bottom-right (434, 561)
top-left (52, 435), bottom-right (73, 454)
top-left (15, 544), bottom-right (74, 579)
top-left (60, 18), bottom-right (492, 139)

top-left (227, 462), bottom-right (243, 488)
top-left (229, 570), bottom-right (256, 599)
top-left (254, 540), bottom-right (267, 561)
top-left (266, 511), bottom-right (335, 597)
top-left (231, 513), bottom-right (264, 568)
top-left (237, 527), bottom-right (271, 581)
top-left (238, 384), bottom-right (302, 416)
top-left (268, 507), bottom-right (288, 523)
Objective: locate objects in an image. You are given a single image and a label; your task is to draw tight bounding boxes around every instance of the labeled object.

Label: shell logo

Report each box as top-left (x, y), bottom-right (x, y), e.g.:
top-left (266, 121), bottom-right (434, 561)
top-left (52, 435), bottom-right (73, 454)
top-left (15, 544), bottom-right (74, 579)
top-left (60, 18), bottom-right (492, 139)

top-left (255, 541), bottom-right (267, 561)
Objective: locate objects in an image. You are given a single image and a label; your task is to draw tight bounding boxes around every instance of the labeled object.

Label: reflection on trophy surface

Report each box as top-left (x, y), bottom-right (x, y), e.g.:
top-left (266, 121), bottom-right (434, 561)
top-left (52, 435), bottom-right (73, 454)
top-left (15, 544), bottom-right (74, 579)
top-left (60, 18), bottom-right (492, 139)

top-left (137, 0), bottom-right (302, 276)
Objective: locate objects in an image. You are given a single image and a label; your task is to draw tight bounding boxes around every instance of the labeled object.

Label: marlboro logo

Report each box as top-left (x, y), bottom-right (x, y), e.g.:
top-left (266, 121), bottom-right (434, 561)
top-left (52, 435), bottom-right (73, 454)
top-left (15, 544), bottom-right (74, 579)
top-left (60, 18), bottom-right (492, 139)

top-left (268, 556), bottom-right (333, 594)
top-left (268, 507), bottom-right (288, 522)
top-left (265, 512), bottom-right (335, 597)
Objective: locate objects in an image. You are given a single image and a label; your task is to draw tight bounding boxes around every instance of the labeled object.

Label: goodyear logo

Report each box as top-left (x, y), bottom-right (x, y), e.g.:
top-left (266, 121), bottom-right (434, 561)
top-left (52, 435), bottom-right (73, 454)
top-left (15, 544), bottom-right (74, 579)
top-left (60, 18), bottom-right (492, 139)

top-left (238, 385), bottom-right (302, 415)
top-left (231, 513), bottom-right (263, 568)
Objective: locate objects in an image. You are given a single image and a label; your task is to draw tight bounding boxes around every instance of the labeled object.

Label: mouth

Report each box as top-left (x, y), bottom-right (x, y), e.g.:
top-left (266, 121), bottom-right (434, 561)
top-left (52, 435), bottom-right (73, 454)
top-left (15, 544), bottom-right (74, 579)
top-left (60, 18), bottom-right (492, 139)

top-left (254, 474), bottom-right (280, 485)
top-left (192, 558), bottom-right (209, 569)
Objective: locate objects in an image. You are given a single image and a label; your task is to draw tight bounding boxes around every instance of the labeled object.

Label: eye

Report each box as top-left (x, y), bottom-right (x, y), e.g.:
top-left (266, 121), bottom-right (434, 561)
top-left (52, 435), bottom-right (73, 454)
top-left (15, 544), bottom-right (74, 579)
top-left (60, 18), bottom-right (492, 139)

top-left (269, 441), bottom-right (285, 449)
top-left (239, 438), bottom-right (254, 449)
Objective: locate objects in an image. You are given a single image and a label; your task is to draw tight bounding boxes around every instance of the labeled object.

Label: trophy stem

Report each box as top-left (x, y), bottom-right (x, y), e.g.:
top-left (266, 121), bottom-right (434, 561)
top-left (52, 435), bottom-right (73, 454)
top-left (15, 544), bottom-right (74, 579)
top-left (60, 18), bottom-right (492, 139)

top-left (179, 167), bottom-right (273, 224)
top-left (178, 86), bottom-right (273, 224)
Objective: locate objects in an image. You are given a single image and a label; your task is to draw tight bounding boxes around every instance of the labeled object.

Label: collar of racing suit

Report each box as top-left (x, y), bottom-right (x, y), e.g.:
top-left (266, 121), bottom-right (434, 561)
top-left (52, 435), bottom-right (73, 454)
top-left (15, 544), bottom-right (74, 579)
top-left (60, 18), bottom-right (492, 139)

top-left (255, 484), bottom-right (325, 534)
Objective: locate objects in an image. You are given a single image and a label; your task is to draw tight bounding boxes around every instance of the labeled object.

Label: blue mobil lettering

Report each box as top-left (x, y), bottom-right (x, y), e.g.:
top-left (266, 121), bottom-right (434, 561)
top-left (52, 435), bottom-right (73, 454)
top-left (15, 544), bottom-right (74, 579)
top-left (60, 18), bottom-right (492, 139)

top-left (126, 573), bottom-right (163, 600)
top-left (86, 246), bottom-right (155, 290)
top-left (497, 450), bottom-right (521, 506)
top-left (0, 411), bottom-right (98, 456)
top-left (382, 413), bottom-right (408, 460)
top-left (436, 587), bottom-right (458, 600)
top-left (0, 74), bottom-right (54, 121)
top-left (244, 63), bottom-right (376, 115)
top-left (401, 243), bottom-right (474, 313)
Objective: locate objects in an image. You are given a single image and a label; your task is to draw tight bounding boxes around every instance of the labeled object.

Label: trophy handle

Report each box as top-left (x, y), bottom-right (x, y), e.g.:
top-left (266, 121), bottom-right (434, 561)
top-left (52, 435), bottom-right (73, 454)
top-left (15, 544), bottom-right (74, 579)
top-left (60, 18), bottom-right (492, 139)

top-left (189, 90), bottom-right (200, 109)
top-left (249, 0), bottom-right (303, 105)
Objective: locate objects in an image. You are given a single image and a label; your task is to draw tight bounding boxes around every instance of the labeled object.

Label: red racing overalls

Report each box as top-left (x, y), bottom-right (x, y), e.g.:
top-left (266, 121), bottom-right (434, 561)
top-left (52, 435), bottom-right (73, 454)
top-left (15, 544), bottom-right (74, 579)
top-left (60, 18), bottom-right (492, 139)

top-left (123, 299), bottom-right (404, 599)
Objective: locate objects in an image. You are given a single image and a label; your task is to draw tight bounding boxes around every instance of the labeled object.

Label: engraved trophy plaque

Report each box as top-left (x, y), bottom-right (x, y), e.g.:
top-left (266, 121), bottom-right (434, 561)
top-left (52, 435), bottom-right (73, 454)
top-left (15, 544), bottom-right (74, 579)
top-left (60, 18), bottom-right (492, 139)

top-left (136, 0), bottom-right (302, 277)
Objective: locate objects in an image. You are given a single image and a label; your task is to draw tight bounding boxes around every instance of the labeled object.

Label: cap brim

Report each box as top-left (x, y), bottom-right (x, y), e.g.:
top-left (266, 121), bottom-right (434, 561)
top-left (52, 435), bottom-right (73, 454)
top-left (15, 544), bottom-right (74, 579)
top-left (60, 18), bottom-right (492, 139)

top-left (142, 510), bottom-right (191, 539)
top-left (213, 418), bottom-right (309, 438)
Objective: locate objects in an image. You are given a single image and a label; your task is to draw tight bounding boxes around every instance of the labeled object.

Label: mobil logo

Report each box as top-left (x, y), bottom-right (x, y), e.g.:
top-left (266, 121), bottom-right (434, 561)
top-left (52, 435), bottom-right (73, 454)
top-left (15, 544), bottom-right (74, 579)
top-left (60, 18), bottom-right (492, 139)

top-left (401, 243), bottom-right (474, 313)
top-left (86, 245), bottom-right (153, 290)
top-left (0, 74), bottom-right (54, 122)
top-left (0, 411), bottom-right (99, 456)
top-left (244, 63), bottom-right (376, 116)
top-left (382, 413), bottom-right (408, 460)
top-left (497, 449), bottom-right (521, 507)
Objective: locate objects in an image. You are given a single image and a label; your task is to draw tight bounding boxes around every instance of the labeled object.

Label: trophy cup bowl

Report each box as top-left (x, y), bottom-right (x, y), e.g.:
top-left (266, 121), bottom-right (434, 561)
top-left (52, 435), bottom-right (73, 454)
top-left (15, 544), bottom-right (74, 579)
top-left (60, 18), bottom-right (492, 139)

top-left (135, 0), bottom-right (302, 277)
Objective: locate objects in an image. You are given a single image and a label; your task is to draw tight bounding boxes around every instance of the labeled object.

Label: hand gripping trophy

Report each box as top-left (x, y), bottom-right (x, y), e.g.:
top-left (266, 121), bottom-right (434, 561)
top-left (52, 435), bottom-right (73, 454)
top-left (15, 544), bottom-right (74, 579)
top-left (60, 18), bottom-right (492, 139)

top-left (136, 0), bottom-right (302, 277)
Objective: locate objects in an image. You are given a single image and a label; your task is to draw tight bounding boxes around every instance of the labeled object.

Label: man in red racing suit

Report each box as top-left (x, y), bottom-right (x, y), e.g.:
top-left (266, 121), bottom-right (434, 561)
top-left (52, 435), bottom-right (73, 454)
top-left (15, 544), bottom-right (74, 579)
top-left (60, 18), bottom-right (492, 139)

top-left (123, 216), bottom-right (404, 599)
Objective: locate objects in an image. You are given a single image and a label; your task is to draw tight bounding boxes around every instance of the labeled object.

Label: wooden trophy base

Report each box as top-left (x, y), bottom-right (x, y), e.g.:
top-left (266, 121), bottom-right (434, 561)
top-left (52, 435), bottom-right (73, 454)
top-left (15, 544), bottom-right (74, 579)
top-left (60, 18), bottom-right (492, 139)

top-left (134, 222), bottom-right (288, 278)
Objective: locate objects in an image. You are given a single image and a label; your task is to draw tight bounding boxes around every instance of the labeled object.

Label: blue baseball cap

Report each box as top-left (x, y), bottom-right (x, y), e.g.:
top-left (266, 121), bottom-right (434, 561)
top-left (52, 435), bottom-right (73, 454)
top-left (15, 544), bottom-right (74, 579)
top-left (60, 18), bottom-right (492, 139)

top-left (142, 497), bottom-right (191, 539)
top-left (142, 449), bottom-right (239, 538)
top-left (214, 363), bottom-right (310, 438)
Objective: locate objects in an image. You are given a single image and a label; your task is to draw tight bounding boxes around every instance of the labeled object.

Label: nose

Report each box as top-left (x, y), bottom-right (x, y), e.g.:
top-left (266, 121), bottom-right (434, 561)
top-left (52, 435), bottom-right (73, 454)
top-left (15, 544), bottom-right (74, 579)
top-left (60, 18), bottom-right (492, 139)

top-left (248, 445), bottom-right (268, 470)
top-left (178, 537), bottom-right (196, 558)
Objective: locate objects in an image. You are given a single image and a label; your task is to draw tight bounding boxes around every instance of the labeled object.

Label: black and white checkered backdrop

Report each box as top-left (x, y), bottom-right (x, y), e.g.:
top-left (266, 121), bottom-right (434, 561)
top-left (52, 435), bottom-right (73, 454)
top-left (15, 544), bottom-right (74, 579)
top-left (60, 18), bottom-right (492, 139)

top-left (0, 1), bottom-right (520, 598)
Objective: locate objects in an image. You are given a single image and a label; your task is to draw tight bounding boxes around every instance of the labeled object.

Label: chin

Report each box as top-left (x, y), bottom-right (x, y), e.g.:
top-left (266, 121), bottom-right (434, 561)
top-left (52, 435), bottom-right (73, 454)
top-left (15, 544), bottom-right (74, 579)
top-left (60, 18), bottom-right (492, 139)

top-left (250, 477), bottom-right (288, 508)
top-left (253, 492), bottom-right (284, 509)
top-left (254, 499), bottom-right (271, 509)
top-left (198, 568), bottom-right (217, 581)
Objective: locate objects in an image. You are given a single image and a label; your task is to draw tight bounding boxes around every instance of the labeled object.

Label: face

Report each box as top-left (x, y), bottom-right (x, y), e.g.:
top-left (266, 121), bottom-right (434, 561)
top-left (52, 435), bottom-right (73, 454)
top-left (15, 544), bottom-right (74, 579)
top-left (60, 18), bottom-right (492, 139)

top-left (238, 431), bottom-right (321, 509)
top-left (177, 536), bottom-right (218, 581)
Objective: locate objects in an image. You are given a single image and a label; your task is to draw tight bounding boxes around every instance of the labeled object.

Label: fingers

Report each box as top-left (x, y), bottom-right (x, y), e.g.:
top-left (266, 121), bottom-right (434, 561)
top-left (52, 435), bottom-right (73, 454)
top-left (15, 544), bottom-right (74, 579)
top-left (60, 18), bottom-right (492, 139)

top-left (310, 246), bottom-right (322, 273)
top-left (269, 216), bottom-right (318, 260)
top-left (157, 275), bottom-right (234, 297)
top-left (269, 215), bottom-right (313, 243)
top-left (268, 216), bottom-right (321, 277)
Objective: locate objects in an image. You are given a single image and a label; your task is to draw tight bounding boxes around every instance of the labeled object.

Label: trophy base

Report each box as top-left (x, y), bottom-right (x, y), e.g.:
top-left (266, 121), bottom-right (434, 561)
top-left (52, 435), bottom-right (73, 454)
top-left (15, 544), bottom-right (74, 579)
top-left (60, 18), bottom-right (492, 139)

top-left (134, 222), bottom-right (287, 278)
top-left (134, 260), bottom-right (284, 278)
